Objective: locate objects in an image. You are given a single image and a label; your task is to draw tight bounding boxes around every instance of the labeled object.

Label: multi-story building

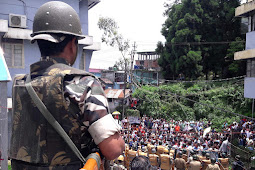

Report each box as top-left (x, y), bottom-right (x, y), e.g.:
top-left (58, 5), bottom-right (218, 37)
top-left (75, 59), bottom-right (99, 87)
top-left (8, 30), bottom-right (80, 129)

top-left (0, 0), bottom-right (100, 98)
top-left (134, 51), bottom-right (161, 85)
top-left (0, 1), bottom-right (100, 167)
top-left (101, 69), bottom-right (128, 89)
top-left (235, 0), bottom-right (255, 99)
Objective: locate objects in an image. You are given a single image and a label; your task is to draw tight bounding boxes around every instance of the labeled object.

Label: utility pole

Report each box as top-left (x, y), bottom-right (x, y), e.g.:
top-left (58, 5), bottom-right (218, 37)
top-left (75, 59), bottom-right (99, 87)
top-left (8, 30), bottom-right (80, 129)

top-left (122, 42), bottom-right (137, 119)
top-left (130, 42), bottom-right (137, 89)
top-left (122, 61), bottom-right (127, 120)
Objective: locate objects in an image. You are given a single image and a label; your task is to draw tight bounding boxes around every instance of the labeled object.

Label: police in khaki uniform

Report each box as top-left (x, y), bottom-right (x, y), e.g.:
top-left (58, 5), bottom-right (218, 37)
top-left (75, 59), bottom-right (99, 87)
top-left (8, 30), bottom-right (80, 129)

top-left (147, 143), bottom-right (153, 154)
top-left (138, 147), bottom-right (147, 157)
top-left (127, 146), bottom-right (137, 168)
top-left (148, 148), bottom-right (159, 167)
top-left (174, 152), bottom-right (186, 170)
top-left (9, 1), bottom-right (125, 169)
top-left (160, 154), bottom-right (172, 170)
top-left (157, 145), bottom-right (166, 156)
top-left (164, 147), bottom-right (169, 154)
top-left (170, 149), bottom-right (175, 158)
top-left (188, 155), bottom-right (202, 170)
top-left (199, 151), bottom-right (207, 162)
top-left (182, 149), bottom-right (188, 162)
top-left (124, 144), bottom-right (130, 168)
top-left (218, 153), bottom-right (229, 170)
top-left (206, 158), bottom-right (220, 170)
top-left (201, 153), bottom-right (211, 170)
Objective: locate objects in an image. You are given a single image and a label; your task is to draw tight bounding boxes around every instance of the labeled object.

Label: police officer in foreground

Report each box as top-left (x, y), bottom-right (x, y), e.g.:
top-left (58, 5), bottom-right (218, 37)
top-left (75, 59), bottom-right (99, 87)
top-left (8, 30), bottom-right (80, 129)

top-left (10, 1), bottom-right (125, 169)
top-left (188, 155), bottom-right (202, 170)
top-left (174, 151), bottom-right (186, 170)
top-left (206, 158), bottom-right (220, 170)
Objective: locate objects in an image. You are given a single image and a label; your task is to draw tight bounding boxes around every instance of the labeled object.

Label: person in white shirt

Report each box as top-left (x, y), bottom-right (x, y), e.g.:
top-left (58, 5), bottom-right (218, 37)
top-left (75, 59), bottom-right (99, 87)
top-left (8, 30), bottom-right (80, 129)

top-left (219, 137), bottom-right (230, 154)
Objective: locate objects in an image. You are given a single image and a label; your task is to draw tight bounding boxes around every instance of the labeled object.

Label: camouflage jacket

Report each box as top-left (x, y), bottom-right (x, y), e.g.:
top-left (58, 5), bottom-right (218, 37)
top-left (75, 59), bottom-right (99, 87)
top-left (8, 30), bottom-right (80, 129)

top-left (10, 58), bottom-right (109, 169)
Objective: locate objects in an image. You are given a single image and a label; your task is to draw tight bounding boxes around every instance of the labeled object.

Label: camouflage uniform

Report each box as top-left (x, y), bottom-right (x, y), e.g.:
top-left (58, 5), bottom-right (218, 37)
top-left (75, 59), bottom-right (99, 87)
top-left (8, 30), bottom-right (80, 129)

top-left (10, 58), bottom-right (117, 169)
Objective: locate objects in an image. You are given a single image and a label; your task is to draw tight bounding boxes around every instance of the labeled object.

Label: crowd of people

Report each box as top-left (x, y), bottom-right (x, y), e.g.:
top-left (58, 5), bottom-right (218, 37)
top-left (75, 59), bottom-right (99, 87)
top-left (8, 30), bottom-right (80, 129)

top-left (110, 116), bottom-right (255, 170)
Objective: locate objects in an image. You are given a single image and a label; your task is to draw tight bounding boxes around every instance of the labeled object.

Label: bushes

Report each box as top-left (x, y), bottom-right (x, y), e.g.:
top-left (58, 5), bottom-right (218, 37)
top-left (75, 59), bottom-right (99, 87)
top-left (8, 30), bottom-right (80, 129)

top-left (132, 79), bottom-right (251, 130)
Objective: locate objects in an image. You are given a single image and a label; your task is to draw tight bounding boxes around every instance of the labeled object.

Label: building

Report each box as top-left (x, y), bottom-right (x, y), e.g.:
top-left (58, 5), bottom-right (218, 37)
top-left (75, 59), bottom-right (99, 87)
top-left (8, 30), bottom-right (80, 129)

top-left (234, 0), bottom-right (255, 99)
top-left (0, 0), bottom-right (100, 99)
top-left (104, 88), bottom-right (131, 113)
top-left (101, 69), bottom-right (128, 89)
top-left (0, 0), bottom-right (101, 160)
top-left (135, 51), bottom-right (161, 70)
top-left (0, 47), bottom-right (11, 170)
top-left (134, 51), bottom-right (161, 85)
top-left (89, 68), bottom-right (103, 78)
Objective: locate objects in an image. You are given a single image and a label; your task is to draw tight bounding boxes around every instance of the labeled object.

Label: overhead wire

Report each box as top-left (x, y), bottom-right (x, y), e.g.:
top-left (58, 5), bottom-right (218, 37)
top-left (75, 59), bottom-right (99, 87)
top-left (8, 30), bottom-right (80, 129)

top-left (132, 74), bottom-right (245, 84)
top-left (166, 40), bottom-right (245, 46)
top-left (131, 75), bottom-right (254, 120)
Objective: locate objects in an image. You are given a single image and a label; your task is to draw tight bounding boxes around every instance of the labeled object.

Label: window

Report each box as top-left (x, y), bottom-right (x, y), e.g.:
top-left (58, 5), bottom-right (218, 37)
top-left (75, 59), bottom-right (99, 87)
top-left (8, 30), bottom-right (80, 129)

top-left (115, 72), bottom-right (124, 82)
top-left (241, 17), bottom-right (249, 34)
top-left (252, 14), bottom-right (255, 31)
top-left (2, 38), bottom-right (24, 68)
top-left (153, 73), bottom-right (157, 79)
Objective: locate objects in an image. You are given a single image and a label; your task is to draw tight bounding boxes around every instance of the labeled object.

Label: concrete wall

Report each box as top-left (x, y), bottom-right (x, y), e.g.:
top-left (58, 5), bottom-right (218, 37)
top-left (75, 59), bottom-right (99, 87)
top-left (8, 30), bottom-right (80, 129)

top-left (0, 0), bottom-right (94, 97)
top-left (0, 82), bottom-right (8, 170)
top-left (246, 31), bottom-right (255, 50)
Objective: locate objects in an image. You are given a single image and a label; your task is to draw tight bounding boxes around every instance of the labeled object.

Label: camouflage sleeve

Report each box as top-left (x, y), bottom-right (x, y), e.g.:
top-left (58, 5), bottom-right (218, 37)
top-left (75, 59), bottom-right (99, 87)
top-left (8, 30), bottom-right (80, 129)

top-left (64, 75), bottom-right (121, 144)
top-left (64, 75), bottom-right (109, 126)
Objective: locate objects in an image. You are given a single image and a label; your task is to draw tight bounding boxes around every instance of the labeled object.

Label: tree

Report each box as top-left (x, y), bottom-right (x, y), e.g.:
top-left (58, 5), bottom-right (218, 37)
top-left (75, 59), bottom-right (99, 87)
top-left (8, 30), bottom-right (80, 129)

top-left (157, 0), bottom-right (244, 80)
top-left (159, 0), bottom-right (204, 80)
top-left (132, 80), bottom-right (251, 129)
top-left (98, 17), bottom-right (130, 58)
top-left (113, 57), bottom-right (131, 71)
top-left (98, 17), bottom-right (131, 118)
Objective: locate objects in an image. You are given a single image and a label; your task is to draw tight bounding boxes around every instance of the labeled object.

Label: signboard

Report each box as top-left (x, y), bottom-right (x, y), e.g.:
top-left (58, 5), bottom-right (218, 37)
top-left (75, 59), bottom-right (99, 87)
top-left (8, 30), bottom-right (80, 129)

top-left (244, 77), bottom-right (255, 99)
top-left (128, 116), bottom-right (141, 124)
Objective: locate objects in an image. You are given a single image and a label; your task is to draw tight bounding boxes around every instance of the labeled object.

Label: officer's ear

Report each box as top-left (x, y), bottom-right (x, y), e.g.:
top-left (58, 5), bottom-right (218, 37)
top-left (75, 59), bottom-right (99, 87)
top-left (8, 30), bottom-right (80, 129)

top-left (70, 37), bottom-right (78, 54)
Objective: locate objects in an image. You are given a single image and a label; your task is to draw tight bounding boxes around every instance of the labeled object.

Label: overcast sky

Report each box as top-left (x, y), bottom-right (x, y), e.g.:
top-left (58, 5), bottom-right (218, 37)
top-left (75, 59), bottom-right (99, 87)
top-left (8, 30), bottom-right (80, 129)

top-left (88, 0), bottom-right (167, 69)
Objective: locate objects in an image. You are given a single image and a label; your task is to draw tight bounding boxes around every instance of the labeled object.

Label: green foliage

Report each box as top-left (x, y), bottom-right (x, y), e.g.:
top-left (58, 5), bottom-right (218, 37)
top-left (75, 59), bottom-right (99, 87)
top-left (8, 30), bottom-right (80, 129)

top-left (126, 109), bottom-right (140, 117)
top-left (157, 0), bottom-right (245, 80)
top-left (98, 17), bottom-right (130, 58)
top-left (132, 79), bottom-right (252, 130)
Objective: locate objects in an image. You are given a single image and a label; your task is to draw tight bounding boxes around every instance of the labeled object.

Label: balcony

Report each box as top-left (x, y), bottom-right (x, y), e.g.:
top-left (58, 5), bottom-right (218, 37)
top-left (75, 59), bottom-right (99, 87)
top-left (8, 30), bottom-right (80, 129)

top-left (236, 0), bottom-right (255, 17)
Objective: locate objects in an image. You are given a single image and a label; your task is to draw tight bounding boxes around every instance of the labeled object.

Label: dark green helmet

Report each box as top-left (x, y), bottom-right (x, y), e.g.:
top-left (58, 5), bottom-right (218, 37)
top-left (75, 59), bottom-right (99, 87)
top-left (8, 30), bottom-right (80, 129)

top-left (178, 151), bottom-right (183, 156)
top-left (31, 1), bottom-right (85, 40)
top-left (205, 153), bottom-right (210, 159)
top-left (193, 155), bottom-right (198, 160)
top-left (211, 158), bottom-right (216, 163)
top-left (190, 150), bottom-right (195, 155)
top-left (221, 152), bottom-right (227, 158)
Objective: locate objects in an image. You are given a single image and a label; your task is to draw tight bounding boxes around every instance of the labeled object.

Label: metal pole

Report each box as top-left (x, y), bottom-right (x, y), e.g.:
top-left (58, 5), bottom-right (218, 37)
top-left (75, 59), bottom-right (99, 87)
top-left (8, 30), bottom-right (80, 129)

top-left (122, 62), bottom-right (127, 119)
top-left (157, 71), bottom-right (159, 86)
top-left (252, 98), bottom-right (254, 119)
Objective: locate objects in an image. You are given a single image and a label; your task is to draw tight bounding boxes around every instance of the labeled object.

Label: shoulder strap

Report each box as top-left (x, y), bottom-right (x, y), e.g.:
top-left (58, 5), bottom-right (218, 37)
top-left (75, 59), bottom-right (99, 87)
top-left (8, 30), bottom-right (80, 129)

top-left (25, 74), bottom-right (86, 164)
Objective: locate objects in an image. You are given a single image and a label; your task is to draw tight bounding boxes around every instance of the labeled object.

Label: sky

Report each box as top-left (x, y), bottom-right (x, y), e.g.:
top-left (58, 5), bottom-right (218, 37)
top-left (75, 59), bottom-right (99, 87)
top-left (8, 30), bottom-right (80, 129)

top-left (88, 0), bottom-right (168, 69)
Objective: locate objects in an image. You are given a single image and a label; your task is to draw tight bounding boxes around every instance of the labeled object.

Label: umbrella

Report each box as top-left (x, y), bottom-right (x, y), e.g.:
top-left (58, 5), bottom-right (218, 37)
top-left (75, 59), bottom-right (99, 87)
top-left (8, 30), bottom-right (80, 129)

top-left (112, 111), bottom-right (121, 115)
